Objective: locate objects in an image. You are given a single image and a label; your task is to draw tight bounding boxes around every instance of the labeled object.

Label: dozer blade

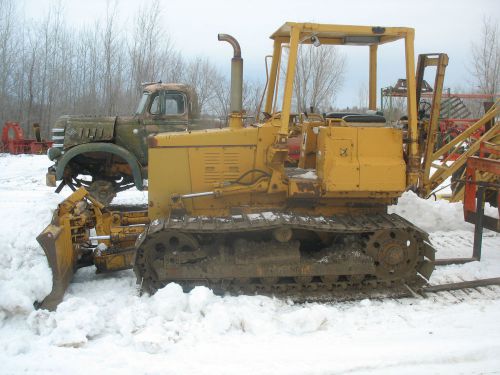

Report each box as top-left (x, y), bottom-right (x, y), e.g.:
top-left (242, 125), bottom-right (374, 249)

top-left (35, 188), bottom-right (99, 310)
top-left (36, 222), bottom-right (77, 311)
top-left (35, 187), bottom-right (149, 310)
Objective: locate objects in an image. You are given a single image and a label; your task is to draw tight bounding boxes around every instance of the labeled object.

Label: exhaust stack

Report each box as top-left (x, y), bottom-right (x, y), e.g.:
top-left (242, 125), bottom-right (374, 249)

top-left (218, 34), bottom-right (243, 127)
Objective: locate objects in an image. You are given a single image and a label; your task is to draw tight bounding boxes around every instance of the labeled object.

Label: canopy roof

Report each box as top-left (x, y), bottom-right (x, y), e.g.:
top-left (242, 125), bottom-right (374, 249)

top-left (270, 22), bottom-right (412, 46)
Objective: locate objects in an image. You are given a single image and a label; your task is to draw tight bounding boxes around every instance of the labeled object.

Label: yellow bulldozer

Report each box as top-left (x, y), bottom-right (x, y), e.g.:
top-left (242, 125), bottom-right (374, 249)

top-left (36, 22), bottom-right (500, 310)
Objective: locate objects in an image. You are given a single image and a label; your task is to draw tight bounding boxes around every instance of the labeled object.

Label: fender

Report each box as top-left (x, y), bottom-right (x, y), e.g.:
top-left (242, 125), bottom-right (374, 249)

top-left (55, 143), bottom-right (144, 190)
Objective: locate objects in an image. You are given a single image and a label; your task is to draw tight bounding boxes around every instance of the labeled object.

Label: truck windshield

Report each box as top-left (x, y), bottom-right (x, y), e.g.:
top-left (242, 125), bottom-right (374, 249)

top-left (135, 92), bottom-right (150, 114)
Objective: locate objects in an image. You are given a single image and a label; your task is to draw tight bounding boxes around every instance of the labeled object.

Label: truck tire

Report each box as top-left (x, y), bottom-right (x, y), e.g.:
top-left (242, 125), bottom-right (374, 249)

top-left (55, 143), bottom-right (145, 191)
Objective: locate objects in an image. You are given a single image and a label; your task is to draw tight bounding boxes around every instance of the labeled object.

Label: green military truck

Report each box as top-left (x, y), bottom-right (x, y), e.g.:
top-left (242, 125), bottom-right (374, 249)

top-left (46, 83), bottom-right (218, 204)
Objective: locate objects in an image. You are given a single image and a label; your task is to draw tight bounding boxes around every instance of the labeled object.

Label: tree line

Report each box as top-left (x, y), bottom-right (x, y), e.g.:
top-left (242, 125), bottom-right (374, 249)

top-left (0, 0), bottom-right (350, 139)
top-left (1, 0), bottom-right (352, 139)
top-left (0, 1), bottom-right (264, 137)
top-left (1, 0), bottom-right (498, 140)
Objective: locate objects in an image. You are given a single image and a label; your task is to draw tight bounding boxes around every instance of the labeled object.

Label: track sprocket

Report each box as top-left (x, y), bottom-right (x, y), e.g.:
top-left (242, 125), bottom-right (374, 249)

top-left (365, 229), bottom-right (418, 280)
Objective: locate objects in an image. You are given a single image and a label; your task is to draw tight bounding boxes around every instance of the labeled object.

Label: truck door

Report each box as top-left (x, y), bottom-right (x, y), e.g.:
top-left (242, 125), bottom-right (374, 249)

top-left (142, 90), bottom-right (189, 134)
top-left (135, 90), bottom-right (190, 164)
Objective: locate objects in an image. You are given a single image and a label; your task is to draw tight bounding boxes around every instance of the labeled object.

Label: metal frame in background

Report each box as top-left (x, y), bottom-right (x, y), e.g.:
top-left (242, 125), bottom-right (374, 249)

top-left (436, 141), bottom-right (500, 265)
top-left (420, 100), bottom-right (500, 199)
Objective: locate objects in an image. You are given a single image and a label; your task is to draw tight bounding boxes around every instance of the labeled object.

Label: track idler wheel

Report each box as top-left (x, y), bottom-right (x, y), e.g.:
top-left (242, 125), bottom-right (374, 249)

top-left (134, 230), bottom-right (200, 295)
top-left (366, 229), bottom-right (418, 280)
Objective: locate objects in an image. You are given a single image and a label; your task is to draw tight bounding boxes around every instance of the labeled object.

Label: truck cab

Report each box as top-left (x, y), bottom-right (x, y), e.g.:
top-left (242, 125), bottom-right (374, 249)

top-left (46, 83), bottom-right (208, 204)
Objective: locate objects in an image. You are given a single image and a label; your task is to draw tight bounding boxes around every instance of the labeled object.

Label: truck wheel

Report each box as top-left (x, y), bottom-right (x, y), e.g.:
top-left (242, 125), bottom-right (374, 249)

top-left (87, 180), bottom-right (117, 206)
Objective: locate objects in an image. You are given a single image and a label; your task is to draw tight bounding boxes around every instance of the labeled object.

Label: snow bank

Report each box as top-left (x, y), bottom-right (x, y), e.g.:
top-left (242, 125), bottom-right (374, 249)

top-left (2, 284), bottom-right (499, 374)
top-left (294, 170), bottom-right (318, 180)
top-left (20, 284), bottom-right (332, 350)
top-left (0, 155), bottom-right (57, 316)
top-left (391, 191), bottom-right (471, 233)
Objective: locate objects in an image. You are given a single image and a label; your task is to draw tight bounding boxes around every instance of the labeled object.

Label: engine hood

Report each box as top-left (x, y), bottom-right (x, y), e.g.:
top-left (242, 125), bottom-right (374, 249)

top-left (54, 115), bottom-right (134, 149)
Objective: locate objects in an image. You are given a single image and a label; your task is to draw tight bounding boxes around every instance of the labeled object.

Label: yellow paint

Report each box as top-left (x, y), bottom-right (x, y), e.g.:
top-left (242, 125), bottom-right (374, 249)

top-left (358, 128), bottom-right (406, 191)
top-left (279, 25), bottom-right (300, 137)
top-left (298, 121), bottom-right (320, 169)
top-left (317, 126), bottom-right (358, 191)
top-left (316, 126), bottom-right (405, 193)
top-left (369, 44), bottom-right (378, 110)
top-left (404, 29), bottom-right (419, 188)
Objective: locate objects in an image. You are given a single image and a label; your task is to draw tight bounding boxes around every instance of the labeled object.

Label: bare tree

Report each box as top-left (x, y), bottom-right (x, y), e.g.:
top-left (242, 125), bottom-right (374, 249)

top-left (25, 37), bottom-right (38, 128)
top-left (293, 45), bottom-right (345, 113)
top-left (102, 1), bottom-right (123, 115)
top-left (164, 51), bottom-right (185, 83)
top-left (209, 76), bottom-right (231, 121)
top-left (356, 82), bottom-right (368, 112)
top-left (384, 97), bottom-right (407, 123)
top-left (0, 0), bottom-right (18, 123)
top-left (243, 79), bottom-right (265, 120)
top-left (0, 0), bottom-right (263, 132)
top-left (184, 57), bottom-right (219, 113)
top-left (128, 0), bottom-right (175, 96)
top-left (470, 17), bottom-right (500, 96)
top-left (76, 23), bottom-right (102, 114)
top-left (35, 2), bottom-right (70, 128)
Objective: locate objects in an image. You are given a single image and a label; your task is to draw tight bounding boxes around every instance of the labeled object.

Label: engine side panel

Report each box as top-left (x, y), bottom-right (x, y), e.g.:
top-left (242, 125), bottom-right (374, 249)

top-left (147, 126), bottom-right (277, 219)
top-left (317, 126), bottom-right (406, 194)
top-left (63, 116), bottom-right (116, 148)
top-left (358, 127), bottom-right (406, 191)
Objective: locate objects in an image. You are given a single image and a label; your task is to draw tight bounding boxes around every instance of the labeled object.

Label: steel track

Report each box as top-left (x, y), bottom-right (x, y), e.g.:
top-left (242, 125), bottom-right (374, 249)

top-left (133, 211), bottom-right (499, 304)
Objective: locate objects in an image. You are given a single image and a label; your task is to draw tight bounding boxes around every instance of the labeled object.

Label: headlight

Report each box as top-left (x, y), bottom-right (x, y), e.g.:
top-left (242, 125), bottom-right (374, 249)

top-left (47, 147), bottom-right (62, 161)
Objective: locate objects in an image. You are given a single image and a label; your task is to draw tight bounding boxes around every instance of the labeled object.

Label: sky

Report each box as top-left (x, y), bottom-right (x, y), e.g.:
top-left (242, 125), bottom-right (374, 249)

top-left (21, 0), bottom-right (500, 108)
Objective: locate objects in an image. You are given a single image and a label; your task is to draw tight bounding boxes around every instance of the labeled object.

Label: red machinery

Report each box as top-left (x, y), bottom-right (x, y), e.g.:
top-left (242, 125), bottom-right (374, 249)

top-left (382, 80), bottom-right (499, 161)
top-left (437, 118), bottom-right (485, 160)
top-left (1, 121), bottom-right (53, 154)
top-left (463, 141), bottom-right (499, 260)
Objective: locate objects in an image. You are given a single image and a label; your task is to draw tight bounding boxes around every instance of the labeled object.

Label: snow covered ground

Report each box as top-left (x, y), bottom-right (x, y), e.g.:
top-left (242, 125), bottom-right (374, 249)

top-left (0, 154), bottom-right (499, 375)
